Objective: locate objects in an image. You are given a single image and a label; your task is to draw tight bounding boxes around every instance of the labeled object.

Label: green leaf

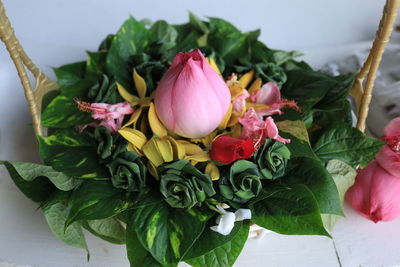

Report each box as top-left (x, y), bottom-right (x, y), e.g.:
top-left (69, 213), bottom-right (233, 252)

top-left (185, 222), bottom-right (249, 267)
top-left (313, 124), bottom-right (385, 168)
top-left (126, 217), bottom-right (176, 267)
top-left (251, 184), bottom-right (329, 236)
top-left (42, 191), bottom-right (89, 253)
top-left (86, 51), bottom-right (108, 75)
top-left (38, 131), bottom-right (109, 179)
top-left (189, 12), bottom-right (209, 34)
top-left (1, 161), bottom-right (55, 202)
top-left (3, 161), bottom-right (76, 191)
top-left (322, 159), bottom-right (357, 230)
top-left (81, 217), bottom-right (126, 244)
top-left (65, 180), bottom-right (129, 228)
top-left (276, 120), bottom-right (310, 144)
top-left (133, 200), bottom-right (206, 265)
top-left (150, 20), bottom-right (178, 43)
top-left (183, 221), bottom-right (244, 260)
top-left (284, 157), bottom-right (343, 215)
top-left (54, 62), bottom-right (86, 89)
top-left (41, 95), bottom-right (93, 128)
top-left (106, 17), bottom-right (152, 90)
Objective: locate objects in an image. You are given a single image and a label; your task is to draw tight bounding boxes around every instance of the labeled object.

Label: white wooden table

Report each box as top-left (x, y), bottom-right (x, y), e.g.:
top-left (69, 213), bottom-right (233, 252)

top-left (1, 2), bottom-right (400, 266)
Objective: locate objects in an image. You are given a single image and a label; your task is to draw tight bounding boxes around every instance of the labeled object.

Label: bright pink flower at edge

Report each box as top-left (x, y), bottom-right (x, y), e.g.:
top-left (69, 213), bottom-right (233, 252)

top-left (76, 99), bottom-right (134, 133)
top-left (377, 118), bottom-right (400, 177)
top-left (250, 82), bottom-right (299, 116)
top-left (238, 107), bottom-right (290, 147)
top-left (346, 160), bottom-right (400, 223)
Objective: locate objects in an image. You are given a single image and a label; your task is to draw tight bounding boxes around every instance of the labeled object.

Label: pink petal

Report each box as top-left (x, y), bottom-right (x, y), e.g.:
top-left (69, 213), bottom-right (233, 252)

top-left (264, 117), bottom-right (290, 144)
top-left (376, 146), bottom-right (400, 177)
top-left (250, 82), bottom-right (281, 105)
top-left (383, 117), bottom-right (400, 137)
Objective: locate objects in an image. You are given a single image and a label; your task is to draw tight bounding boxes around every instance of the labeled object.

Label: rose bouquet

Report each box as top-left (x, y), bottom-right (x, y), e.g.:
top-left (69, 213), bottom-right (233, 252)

top-left (1, 13), bottom-right (386, 267)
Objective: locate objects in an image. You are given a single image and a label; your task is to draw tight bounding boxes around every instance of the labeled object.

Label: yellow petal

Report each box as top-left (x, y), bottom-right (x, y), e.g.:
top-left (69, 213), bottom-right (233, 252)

top-left (166, 136), bottom-right (186, 159)
top-left (127, 143), bottom-right (143, 156)
top-left (117, 82), bottom-right (139, 105)
top-left (133, 68), bottom-right (147, 99)
top-left (177, 140), bottom-right (203, 155)
top-left (218, 104), bottom-right (232, 130)
top-left (143, 138), bottom-right (165, 167)
top-left (239, 70), bottom-right (255, 89)
top-left (148, 102), bottom-right (168, 137)
top-left (206, 57), bottom-right (221, 75)
top-left (118, 128), bottom-right (147, 150)
top-left (122, 107), bottom-right (143, 128)
top-left (147, 161), bottom-right (159, 180)
top-left (157, 138), bottom-right (174, 163)
top-left (230, 85), bottom-right (244, 99)
top-left (205, 162), bottom-right (220, 181)
top-left (248, 78), bottom-right (262, 94)
top-left (184, 151), bottom-right (210, 163)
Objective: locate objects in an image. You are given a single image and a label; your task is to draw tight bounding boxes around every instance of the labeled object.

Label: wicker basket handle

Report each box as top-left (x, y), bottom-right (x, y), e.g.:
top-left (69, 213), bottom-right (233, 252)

top-left (352, 0), bottom-right (400, 132)
top-left (0, 0), bottom-right (399, 136)
top-left (0, 0), bottom-right (58, 137)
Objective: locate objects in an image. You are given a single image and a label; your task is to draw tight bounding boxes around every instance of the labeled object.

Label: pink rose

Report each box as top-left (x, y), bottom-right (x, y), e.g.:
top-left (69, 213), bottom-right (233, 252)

top-left (346, 160), bottom-right (400, 222)
top-left (376, 118), bottom-right (400, 177)
top-left (154, 49), bottom-right (231, 138)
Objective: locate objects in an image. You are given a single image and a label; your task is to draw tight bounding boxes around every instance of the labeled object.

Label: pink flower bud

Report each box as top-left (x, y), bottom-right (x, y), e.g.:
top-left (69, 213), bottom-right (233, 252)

top-left (346, 160), bottom-right (400, 223)
top-left (376, 118), bottom-right (400, 177)
top-left (154, 49), bottom-right (231, 138)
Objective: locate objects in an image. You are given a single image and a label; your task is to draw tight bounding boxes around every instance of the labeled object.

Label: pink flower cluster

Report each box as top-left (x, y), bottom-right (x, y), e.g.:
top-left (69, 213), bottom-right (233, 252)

top-left (347, 118), bottom-right (400, 222)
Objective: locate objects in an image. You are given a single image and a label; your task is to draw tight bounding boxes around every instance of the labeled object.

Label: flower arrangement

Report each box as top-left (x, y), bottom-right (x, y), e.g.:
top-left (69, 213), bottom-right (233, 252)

top-left (1, 13), bottom-right (386, 267)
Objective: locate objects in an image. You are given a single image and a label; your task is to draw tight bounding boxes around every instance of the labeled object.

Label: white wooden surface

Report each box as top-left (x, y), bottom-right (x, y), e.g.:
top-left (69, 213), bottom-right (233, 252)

top-left (1, 1), bottom-right (400, 266)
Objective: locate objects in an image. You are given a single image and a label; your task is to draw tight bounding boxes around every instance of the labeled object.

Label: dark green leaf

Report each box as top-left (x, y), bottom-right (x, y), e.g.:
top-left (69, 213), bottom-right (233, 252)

top-left (1, 161), bottom-right (55, 202)
top-left (54, 62), bottom-right (86, 89)
top-left (65, 180), bottom-right (128, 228)
top-left (313, 124), bottom-right (385, 168)
top-left (251, 184), bottom-right (329, 236)
top-left (42, 191), bottom-right (89, 253)
top-left (284, 157), bottom-right (343, 215)
top-left (133, 200), bottom-right (206, 265)
top-left (81, 217), bottom-right (126, 244)
top-left (185, 222), bottom-right (249, 267)
top-left (1, 161), bottom-right (76, 191)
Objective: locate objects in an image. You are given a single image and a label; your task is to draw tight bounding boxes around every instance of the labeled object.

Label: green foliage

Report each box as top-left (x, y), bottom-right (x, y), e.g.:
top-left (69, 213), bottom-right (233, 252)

top-left (132, 200), bottom-right (206, 265)
top-left (251, 185), bottom-right (329, 236)
top-left (81, 217), bottom-right (126, 244)
top-left (313, 124), bottom-right (385, 168)
top-left (185, 222), bottom-right (250, 267)
top-left (158, 160), bottom-right (215, 209)
top-left (42, 191), bottom-right (89, 254)
top-left (65, 180), bottom-right (129, 228)
top-left (219, 160), bottom-right (261, 203)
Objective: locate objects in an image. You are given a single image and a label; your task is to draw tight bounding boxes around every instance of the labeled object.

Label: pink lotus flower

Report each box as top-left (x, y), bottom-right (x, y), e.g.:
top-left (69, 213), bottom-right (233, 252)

top-left (76, 99), bottom-right (134, 133)
top-left (346, 160), bottom-right (400, 223)
top-left (154, 49), bottom-right (231, 138)
top-left (376, 118), bottom-right (400, 177)
top-left (250, 82), bottom-right (299, 116)
top-left (238, 108), bottom-right (290, 147)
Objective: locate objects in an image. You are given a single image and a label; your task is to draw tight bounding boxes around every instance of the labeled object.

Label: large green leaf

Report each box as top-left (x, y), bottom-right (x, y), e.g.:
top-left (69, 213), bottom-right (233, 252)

top-left (65, 180), bottom-right (128, 228)
top-left (42, 191), bottom-right (88, 253)
top-left (38, 130), bottom-right (109, 179)
top-left (1, 161), bottom-right (55, 202)
top-left (313, 124), bottom-right (385, 168)
top-left (132, 201), bottom-right (206, 265)
top-left (284, 157), bottom-right (343, 215)
top-left (81, 217), bottom-right (126, 244)
top-left (3, 161), bottom-right (76, 191)
top-left (106, 17), bottom-right (152, 90)
top-left (183, 221), bottom-right (244, 260)
top-left (251, 184), bottom-right (329, 236)
top-left (185, 222), bottom-right (249, 267)
top-left (322, 159), bottom-right (357, 230)
top-left (126, 217), bottom-right (176, 267)
top-left (53, 61), bottom-right (86, 89)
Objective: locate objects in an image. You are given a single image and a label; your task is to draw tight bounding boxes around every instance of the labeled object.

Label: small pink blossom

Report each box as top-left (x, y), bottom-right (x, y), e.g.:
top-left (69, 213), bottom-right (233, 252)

top-left (376, 118), bottom-right (400, 177)
top-left (250, 82), bottom-right (299, 116)
top-left (75, 99), bottom-right (134, 133)
top-left (232, 90), bottom-right (249, 113)
top-left (238, 108), bottom-right (290, 147)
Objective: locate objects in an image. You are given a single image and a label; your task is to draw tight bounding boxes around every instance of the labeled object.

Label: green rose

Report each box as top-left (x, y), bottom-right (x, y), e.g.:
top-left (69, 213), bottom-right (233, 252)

top-left (255, 139), bottom-right (291, 180)
top-left (158, 160), bottom-right (216, 209)
top-left (88, 74), bottom-right (122, 104)
top-left (219, 160), bottom-right (262, 203)
top-left (95, 126), bottom-right (113, 160)
top-left (108, 151), bottom-right (147, 192)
